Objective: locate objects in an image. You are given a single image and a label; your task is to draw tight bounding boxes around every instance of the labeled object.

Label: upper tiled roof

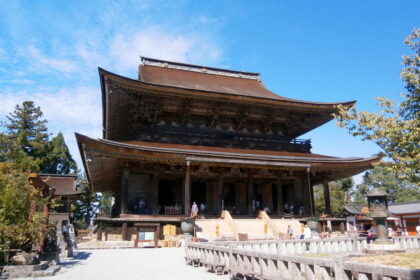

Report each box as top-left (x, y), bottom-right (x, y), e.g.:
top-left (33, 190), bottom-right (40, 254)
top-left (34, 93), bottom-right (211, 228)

top-left (138, 57), bottom-right (355, 105)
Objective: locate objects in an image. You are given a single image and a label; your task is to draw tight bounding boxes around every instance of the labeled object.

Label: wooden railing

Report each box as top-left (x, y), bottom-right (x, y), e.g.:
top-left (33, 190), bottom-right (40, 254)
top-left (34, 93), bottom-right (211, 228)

top-left (185, 236), bottom-right (420, 280)
top-left (220, 210), bottom-right (240, 239)
top-left (164, 206), bottom-right (182, 215)
top-left (258, 211), bottom-right (282, 238)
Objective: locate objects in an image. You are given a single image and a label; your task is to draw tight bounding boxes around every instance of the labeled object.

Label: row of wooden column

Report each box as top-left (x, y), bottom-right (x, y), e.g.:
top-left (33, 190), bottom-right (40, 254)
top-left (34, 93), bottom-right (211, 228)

top-left (119, 165), bottom-right (331, 217)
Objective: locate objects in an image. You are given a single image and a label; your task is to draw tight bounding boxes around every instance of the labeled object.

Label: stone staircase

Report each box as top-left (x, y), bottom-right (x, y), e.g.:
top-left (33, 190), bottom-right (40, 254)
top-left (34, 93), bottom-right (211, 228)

top-left (235, 219), bottom-right (274, 239)
top-left (195, 212), bottom-right (303, 241)
top-left (195, 218), bottom-right (234, 241)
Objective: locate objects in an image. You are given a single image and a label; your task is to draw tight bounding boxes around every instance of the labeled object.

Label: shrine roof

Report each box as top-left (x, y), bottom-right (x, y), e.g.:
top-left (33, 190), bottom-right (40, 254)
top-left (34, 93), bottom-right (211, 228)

top-left (388, 201), bottom-right (420, 215)
top-left (39, 173), bottom-right (80, 196)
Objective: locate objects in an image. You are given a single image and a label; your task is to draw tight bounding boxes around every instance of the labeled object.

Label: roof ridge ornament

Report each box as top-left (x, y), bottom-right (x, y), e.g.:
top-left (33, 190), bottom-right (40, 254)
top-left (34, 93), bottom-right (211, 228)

top-left (141, 56), bottom-right (260, 80)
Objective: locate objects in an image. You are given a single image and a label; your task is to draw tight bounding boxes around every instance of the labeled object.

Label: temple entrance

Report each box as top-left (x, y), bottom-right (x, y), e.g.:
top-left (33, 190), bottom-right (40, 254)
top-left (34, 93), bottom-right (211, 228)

top-left (253, 184), bottom-right (263, 212)
top-left (191, 181), bottom-right (206, 208)
top-left (223, 183), bottom-right (236, 211)
top-left (282, 182), bottom-right (294, 214)
top-left (272, 184), bottom-right (279, 214)
top-left (159, 180), bottom-right (182, 214)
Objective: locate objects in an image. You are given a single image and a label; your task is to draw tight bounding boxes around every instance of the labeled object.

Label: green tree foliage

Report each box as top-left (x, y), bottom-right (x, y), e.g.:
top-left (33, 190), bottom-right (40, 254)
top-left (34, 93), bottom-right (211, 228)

top-left (0, 163), bottom-right (49, 252)
top-left (335, 28), bottom-right (420, 184)
top-left (0, 101), bottom-right (77, 257)
top-left (6, 101), bottom-right (49, 171)
top-left (0, 132), bottom-right (38, 171)
top-left (42, 132), bottom-right (77, 174)
top-left (3, 101), bottom-right (77, 174)
top-left (400, 28), bottom-right (420, 121)
top-left (314, 178), bottom-right (354, 216)
top-left (355, 163), bottom-right (420, 203)
top-left (351, 183), bottom-right (369, 205)
top-left (71, 174), bottom-right (113, 229)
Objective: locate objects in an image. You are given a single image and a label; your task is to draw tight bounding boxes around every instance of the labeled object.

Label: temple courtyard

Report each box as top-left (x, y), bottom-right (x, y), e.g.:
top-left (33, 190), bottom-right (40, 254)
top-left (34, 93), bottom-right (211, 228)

top-left (39, 248), bottom-right (229, 280)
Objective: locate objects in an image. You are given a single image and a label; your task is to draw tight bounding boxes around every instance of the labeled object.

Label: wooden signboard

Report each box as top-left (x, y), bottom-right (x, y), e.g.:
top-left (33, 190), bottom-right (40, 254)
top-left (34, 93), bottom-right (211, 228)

top-left (163, 224), bottom-right (176, 237)
top-left (134, 223), bottom-right (160, 248)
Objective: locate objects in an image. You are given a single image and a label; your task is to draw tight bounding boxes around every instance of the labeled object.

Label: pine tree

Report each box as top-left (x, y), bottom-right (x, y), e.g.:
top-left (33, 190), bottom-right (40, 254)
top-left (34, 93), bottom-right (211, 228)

top-left (43, 132), bottom-right (77, 174)
top-left (6, 101), bottom-right (49, 172)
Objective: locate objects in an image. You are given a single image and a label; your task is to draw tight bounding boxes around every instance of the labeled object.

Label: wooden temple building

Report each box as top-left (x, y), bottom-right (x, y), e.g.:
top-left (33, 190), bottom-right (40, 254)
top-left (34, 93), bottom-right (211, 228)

top-left (76, 57), bottom-right (379, 240)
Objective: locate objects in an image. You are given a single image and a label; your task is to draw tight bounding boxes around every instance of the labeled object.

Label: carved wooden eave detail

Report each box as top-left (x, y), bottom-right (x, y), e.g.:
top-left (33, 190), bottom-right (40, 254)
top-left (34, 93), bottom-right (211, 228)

top-left (76, 132), bottom-right (380, 192)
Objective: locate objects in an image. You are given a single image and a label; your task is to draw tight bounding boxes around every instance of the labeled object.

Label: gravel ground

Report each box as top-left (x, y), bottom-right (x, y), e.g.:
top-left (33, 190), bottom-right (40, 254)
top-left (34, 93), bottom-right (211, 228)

top-left (45, 248), bottom-right (230, 280)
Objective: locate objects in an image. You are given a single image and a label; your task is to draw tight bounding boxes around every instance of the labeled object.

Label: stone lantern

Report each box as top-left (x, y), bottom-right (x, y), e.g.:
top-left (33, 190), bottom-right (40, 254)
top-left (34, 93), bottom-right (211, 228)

top-left (367, 188), bottom-right (391, 244)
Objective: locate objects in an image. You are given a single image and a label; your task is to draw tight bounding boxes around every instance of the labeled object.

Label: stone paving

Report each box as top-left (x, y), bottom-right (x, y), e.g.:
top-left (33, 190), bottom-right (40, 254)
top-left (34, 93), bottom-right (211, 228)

top-left (44, 248), bottom-right (229, 280)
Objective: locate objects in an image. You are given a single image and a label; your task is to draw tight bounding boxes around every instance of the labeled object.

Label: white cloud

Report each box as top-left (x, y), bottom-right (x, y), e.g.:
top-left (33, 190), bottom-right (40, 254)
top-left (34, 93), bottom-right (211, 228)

top-left (0, 86), bottom-right (102, 169)
top-left (108, 28), bottom-right (222, 74)
top-left (25, 45), bottom-right (79, 74)
top-left (0, 22), bottom-right (224, 172)
top-left (0, 79), bottom-right (34, 85)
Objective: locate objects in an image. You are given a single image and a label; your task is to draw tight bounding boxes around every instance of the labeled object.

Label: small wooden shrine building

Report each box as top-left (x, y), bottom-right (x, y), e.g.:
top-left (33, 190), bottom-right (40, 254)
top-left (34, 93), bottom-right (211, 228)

top-left (76, 57), bottom-right (379, 237)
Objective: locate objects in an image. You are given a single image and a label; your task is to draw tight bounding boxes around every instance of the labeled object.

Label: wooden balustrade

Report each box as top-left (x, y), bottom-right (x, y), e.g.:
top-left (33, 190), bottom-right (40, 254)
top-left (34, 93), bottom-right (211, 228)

top-left (185, 236), bottom-right (420, 280)
top-left (221, 210), bottom-right (240, 239)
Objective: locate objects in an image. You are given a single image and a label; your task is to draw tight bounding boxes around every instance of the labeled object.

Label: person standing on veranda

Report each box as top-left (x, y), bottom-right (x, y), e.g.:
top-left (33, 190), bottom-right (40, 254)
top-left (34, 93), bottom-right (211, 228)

top-left (191, 202), bottom-right (198, 217)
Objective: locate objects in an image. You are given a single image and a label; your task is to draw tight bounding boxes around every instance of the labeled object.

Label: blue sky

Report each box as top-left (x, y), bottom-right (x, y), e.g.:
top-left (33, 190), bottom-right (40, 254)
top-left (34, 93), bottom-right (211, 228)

top-left (0, 1), bottom-right (418, 182)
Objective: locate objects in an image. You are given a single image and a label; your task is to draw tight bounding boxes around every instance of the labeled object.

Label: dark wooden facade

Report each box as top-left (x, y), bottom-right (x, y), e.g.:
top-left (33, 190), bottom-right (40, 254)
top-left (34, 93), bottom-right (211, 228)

top-left (77, 57), bottom-right (379, 223)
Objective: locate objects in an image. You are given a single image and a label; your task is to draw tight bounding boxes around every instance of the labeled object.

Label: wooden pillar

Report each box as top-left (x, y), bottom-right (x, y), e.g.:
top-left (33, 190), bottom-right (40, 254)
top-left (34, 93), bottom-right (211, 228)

top-left (263, 183), bottom-right (273, 211)
top-left (276, 180), bottom-right (283, 215)
top-left (151, 172), bottom-right (159, 214)
top-left (247, 175), bottom-right (254, 215)
top-left (184, 161), bottom-right (191, 216)
top-left (121, 222), bottom-right (128, 241)
top-left (235, 182), bottom-right (247, 214)
top-left (120, 169), bottom-right (129, 215)
top-left (217, 175), bottom-right (223, 213)
top-left (301, 172), bottom-right (312, 216)
top-left (323, 181), bottom-right (332, 215)
top-left (97, 222), bottom-right (102, 241)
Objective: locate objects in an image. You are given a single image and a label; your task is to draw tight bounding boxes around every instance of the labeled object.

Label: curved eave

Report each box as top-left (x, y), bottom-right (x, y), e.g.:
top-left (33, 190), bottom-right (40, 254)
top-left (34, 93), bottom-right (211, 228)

top-left (99, 67), bottom-right (355, 111)
top-left (76, 133), bottom-right (380, 170)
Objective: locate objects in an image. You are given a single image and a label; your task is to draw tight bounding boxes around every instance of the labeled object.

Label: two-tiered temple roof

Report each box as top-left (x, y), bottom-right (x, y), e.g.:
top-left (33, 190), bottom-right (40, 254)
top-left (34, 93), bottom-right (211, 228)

top-left (77, 57), bottom-right (379, 192)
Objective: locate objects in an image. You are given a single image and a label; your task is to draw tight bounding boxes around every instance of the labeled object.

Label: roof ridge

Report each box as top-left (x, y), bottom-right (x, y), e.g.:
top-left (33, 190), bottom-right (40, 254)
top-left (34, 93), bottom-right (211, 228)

top-left (141, 56), bottom-right (260, 80)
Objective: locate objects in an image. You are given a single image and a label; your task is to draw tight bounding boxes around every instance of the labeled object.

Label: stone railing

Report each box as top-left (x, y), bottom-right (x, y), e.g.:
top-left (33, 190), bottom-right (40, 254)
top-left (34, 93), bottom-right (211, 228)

top-left (185, 236), bottom-right (420, 280)
top-left (394, 236), bottom-right (420, 250)
top-left (228, 248), bottom-right (420, 280)
top-left (215, 237), bottom-right (368, 255)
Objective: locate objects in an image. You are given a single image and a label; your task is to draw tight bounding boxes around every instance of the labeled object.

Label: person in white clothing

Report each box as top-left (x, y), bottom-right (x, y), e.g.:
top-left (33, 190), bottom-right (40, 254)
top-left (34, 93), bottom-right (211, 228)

top-left (303, 225), bottom-right (312, 239)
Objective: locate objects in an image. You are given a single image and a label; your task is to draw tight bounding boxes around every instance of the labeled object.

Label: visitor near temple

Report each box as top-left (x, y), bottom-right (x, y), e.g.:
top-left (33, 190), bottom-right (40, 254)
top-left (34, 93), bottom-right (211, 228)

top-left (191, 202), bottom-right (198, 217)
